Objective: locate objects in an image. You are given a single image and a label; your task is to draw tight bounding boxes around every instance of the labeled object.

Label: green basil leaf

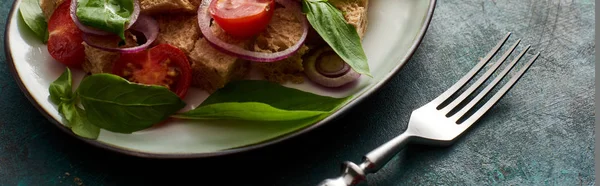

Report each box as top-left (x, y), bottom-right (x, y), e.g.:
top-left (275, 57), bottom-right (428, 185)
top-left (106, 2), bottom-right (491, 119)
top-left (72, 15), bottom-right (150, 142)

top-left (19, 0), bottom-right (49, 43)
top-left (219, 114), bottom-right (329, 150)
top-left (179, 114), bottom-right (328, 152)
top-left (302, 0), bottom-right (371, 76)
top-left (49, 68), bottom-right (73, 105)
top-left (174, 102), bottom-right (328, 121)
top-left (200, 80), bottom-right (348, 112)
top-left (58, 103), bottom-right (75, 127)
top-left (177, 80), bottom-right (347, 122)
top-left (76, 0), bottom-right (134, 39)
top-left (77, 74), bottom-right (186, 133)
top-left (59, 102), bottom-right (100, 139)
top-left (49, 68), bottom-right (99, 139)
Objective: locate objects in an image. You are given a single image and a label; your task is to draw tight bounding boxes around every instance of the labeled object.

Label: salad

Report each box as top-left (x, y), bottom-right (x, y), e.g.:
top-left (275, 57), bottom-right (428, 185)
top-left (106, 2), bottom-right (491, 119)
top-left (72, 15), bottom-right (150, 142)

top-left (18, 0), bottom-right (370, 139)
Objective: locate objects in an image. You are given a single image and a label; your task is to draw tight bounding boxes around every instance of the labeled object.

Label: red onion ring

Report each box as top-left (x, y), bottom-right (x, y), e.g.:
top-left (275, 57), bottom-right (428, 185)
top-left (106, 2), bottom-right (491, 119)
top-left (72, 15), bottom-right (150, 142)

top-left (197, 0), bottom-right (308, 62)
top-left (70, 0), bottom-right (140, 36)
top-left (304, 47), bottom-right (361, 88)
top-left (82, 15), bottom-right (158, 53)
top-left (316, 51), bottom-right (352, 77)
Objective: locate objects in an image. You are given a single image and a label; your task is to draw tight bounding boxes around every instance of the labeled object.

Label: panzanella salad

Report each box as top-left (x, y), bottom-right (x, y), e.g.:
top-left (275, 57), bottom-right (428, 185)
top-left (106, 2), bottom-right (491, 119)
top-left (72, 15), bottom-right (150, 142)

top-left (20, 0), bottom-right (370, 139)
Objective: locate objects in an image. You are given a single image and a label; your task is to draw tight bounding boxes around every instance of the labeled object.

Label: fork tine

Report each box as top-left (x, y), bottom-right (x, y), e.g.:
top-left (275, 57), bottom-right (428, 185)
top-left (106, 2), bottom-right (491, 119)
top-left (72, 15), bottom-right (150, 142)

top-left (432, 32), bottom-right (512, 107)
top-left (451, 45), bottom-right (530, 122)
top-left (440, 39), bottom-right (521, 115)
top-left (459, 52), bottom-right (541, 127)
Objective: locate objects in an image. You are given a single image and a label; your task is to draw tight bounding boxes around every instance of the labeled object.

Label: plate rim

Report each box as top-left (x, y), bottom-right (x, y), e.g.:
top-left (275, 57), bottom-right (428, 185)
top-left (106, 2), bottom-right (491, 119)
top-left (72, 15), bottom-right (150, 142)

top-left (4, 0), bottom-right (437, 159)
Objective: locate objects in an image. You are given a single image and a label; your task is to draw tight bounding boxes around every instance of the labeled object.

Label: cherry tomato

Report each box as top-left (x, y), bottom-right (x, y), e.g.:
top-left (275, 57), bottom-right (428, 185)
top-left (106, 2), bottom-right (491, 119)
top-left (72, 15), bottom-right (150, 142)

top-left (112, 44), bottom-right (192, 99)
top-left (209, 0), bottom-right (276, 38)
top-left (47, 0), bottom-right (85, 68)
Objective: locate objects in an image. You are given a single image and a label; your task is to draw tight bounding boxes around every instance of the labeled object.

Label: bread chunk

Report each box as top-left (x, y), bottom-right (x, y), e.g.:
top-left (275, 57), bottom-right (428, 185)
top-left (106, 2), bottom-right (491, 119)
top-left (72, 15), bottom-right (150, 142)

top-left (252, 6), bottom-right (308, 84)
top-left (139, 0), bottom-right (200, 15)
top-left (187, 24), bottom-right (251, 93)
top-left (82, 32), bottom-right (138, 74)
top-left (40, 0), bottom-right (65, 21)
top-left (330, 0), bottom-right (369, 38)
top-left (188, 39), bottom-right (249, 93)
top-left (254, 45), bottom-right (309, 84)
top-left (154, 14), bottom-right (200, 54)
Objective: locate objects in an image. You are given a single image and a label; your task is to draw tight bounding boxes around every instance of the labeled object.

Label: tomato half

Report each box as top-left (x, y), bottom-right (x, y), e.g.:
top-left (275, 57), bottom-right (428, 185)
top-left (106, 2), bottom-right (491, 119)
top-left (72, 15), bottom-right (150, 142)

top-left (209, 0), bottom-right (276, 38)
top-left (47, 0), bottom-right (85, 68)
top-left (112, 44), bottom-right (192, 99)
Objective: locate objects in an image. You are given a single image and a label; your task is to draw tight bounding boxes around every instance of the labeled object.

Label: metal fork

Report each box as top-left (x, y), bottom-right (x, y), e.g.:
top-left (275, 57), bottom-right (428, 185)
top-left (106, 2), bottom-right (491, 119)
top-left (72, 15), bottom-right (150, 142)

top-left (318, 32), bottom-right (541, 186)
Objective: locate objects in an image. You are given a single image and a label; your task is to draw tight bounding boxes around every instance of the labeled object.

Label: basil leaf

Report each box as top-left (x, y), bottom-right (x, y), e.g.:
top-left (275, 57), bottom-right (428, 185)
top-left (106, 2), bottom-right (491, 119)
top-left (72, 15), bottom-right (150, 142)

top-left (76, 0), bottom-right (134, 39)
top-left (49, 68), bottom-right (99, 139)
top-left (49, 68), bottom-right (74, 105)
top-left (201, 80), bottom-right (348, 112)
top-left (219, 115), bottom-right (329, 150)
top-left (77, 74), bottom-right (186, 133)
top-left (302, 0), bottom-right (371, 76)
top-left (19, 0), bottom-right (49, 43)
top-left (182, 114), bottom-right (327, 152)
top-left (177, 80), bottom-right (346, 122)
top-left (59, 102), bottom-right (100, 139)
top-left (174, 102), bottom-right (328, 121)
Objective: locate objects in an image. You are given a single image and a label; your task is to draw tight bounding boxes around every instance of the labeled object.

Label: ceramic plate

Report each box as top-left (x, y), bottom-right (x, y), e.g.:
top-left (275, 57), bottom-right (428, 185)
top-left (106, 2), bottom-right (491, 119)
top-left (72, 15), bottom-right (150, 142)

top-left (5, 0), bottom-right (436, 158)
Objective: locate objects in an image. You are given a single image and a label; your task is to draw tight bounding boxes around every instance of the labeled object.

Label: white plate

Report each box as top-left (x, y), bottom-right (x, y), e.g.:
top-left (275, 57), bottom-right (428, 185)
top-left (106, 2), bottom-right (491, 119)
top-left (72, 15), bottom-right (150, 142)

top-left (5, 0), bottom-right (436, 158)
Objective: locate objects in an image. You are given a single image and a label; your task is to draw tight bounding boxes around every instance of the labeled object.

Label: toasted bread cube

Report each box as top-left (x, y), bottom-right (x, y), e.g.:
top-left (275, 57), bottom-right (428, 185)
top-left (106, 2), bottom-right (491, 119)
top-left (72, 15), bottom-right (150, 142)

top-left (188, 39), bottom-right (249, 93)
top-left (40, 0), bottom-right (65, 21)
top-left (82, 45), bottom-right (118, 74)
top-left (82, 32), bottom-right (138, 74)
top-left (187, 24), bottom-right (251, 93)
top-left (252, 7), bottom-right (309, 84)
top-left (139, 0), bottom-right (200, 15)
top-left (254, 45), bottom-right (309, 84)
top-left (253, 7), bottom-right (305, 53)
top-left (154, 14), bottom-right (200, 54)
top-left (330, 0), bottom-right (369, 38)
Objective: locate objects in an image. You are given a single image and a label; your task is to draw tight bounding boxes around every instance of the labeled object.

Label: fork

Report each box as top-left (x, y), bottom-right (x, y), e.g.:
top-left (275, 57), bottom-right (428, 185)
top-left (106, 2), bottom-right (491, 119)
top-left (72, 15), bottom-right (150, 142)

top-left (318, 32), bottom-right (540, 186)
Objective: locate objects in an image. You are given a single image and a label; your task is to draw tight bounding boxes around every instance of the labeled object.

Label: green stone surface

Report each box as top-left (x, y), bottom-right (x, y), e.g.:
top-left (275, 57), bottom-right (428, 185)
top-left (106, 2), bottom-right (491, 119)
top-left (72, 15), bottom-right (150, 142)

top-left (0, 0), bottom-right (595, 185)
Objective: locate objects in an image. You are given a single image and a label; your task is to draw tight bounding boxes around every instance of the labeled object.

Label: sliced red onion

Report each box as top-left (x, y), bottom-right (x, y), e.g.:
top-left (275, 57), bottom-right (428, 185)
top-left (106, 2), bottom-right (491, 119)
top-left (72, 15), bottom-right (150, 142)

top-left (315, 51), bottom-right (352, 77)
top-left (304, 47), bottom-right (361, 88)
top-left (70, 0), bottom-right (140, 36)
top-left (82, 15), bottom-right (158, 53)
top-left (198, 0), bottom-right (308, 62)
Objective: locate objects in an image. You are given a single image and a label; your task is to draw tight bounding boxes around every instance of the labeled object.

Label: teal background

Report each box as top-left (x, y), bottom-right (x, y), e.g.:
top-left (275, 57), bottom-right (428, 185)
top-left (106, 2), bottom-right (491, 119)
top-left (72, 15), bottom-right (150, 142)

top-left (0, 0), bottom-right (595, 185)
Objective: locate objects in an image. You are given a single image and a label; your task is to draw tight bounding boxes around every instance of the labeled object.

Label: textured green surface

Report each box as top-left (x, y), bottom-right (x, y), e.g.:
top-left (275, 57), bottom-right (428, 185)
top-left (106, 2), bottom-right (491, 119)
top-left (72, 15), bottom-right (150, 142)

top-left (0, 0), bottom-right (595, 185)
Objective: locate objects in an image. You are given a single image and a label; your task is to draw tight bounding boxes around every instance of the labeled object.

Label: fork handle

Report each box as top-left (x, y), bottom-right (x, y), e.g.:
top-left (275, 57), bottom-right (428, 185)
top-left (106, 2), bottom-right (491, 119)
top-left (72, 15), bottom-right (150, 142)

top-left (318, 132), bottom-right (413, 186)
top-left (363, 131), bottom-right (413, 173)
